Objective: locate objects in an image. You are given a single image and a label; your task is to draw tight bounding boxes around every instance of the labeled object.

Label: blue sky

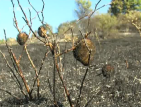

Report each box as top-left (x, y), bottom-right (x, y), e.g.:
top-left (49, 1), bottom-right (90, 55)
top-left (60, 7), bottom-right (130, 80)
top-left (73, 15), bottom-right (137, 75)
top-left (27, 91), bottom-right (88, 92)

top-left (0, 0), bottom-right (110, 40)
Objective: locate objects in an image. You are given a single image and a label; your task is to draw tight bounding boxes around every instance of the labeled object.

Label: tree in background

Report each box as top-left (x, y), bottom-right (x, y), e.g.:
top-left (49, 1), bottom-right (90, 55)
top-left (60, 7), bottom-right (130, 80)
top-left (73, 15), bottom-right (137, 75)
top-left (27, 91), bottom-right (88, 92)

top-left (58, 22), bottom-right (72, 35)
top-left (91, 13), bottom-right (119, 39)
top-left (125, 11), bottom-right (141, 36)
top-left (109, 0), bottom-right (141, 16)
top-left (57, 20), bottom-right (78, 34)
top-left (75, 0), bottom-right (92, 18)
top-left (57, 20), bottom-right (79, 40)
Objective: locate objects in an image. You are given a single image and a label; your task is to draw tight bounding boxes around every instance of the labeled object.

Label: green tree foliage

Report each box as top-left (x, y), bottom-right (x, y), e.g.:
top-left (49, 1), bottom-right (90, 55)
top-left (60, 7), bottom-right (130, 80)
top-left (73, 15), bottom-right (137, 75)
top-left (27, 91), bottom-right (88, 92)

top-left (109, 0), bottom-right (141, 16)
top-left (0, 39), bottom-right (5, 44)
top-left (57, 20), bottom-right (78, 34)
top-left (89, 13), bottom-right (119, 39)
top-left (58, 22), bottom-right (71, 34)
top-left (75, 0), bottom-right (92, 18)
top-left (125, 11), bottom-right (141, 35)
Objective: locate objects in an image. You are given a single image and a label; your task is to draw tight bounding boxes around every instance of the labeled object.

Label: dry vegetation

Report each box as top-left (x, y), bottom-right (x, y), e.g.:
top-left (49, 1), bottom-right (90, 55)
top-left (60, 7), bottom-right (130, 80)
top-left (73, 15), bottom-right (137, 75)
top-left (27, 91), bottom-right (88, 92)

top-left (0, 0), bottom-right (141, 107)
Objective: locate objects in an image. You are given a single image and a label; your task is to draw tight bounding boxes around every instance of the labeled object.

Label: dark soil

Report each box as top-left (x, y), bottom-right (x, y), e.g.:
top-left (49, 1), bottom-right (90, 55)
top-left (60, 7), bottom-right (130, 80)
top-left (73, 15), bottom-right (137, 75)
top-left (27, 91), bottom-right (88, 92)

top-left (0, 36), bottom-right (141, 107)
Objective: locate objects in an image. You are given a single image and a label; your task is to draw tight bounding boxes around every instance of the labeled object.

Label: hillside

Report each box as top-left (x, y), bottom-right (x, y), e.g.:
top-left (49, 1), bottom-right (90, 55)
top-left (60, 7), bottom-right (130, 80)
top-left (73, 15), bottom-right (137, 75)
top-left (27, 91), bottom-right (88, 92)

top-left (0, 36), bottom-right (141, 107)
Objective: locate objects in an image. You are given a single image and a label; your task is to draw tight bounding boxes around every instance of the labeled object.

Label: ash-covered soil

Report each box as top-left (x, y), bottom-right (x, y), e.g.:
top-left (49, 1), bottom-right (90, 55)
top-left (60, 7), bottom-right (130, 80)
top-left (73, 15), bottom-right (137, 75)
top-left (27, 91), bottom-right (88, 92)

top-left (0, 36), bottom-right (141, 107)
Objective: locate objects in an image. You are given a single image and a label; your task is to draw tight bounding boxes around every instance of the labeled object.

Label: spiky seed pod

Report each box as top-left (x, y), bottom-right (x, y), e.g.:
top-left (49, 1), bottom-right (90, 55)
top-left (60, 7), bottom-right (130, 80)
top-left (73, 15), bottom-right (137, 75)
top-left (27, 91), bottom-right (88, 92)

top-left (73, 39), bottom-right (96, 66)
top-left (17, 32), bottom-right (29, 45)
top-left (102, 64), bottom-right (114, 78)
top-left (38, 26), bottom-right (47, 38)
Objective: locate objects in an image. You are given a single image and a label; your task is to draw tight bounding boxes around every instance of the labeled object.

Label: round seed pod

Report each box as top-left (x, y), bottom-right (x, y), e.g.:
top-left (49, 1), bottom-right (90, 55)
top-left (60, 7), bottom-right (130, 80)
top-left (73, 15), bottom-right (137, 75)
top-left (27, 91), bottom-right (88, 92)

top-left (38, 26), bottom-right (47, 38)
top-left (73, 39), bottom-right (96, 66)
top-left (17, 32), bottom-right (29, 45)
top-left (102, 64), bottom-right (114, 78)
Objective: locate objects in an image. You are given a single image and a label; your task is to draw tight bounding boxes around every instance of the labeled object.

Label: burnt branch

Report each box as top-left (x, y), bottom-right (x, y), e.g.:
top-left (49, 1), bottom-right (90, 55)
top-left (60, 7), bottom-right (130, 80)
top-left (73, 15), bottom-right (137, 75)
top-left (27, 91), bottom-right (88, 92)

top-left (16, 0), bottom-right (45, 44)
top-left (3, 29), bottom-right (30, 100)
top-left (0, 50), bottom-right (24, 95)
top-left (0, 88), bottom-right (20, 100)
top-left (11, 0), bottom-right (21, 33)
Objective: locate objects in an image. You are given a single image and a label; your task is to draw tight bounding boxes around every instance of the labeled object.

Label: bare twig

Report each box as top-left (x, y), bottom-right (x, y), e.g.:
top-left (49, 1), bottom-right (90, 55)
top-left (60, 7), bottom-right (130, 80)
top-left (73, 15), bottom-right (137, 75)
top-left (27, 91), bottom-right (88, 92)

top-left (21, 10), bottom-right (42, 31)
top-left (54, 46), bottom-right (73, 107)
top-left (0, 88), bottom-right (20, 100)
top-left (16, 0), bottom-right (46, 44)
top-left (28, 8), bottom-right (32, 36)
top-left (30, 50), bottom-right (50, 94)
top-left (76, 30), bottom-right (92, 106)
top-left (53, 45), bottom-right (57, 105)
top-left (27, 0), bottom-right (42, 23)
top-left (11, 0), bottom-right (21, 33)
top-left (3, 29), bottom-right (30, 99)
top-left (70, 28), bottom-right (74, 46)
top-left (87, 2), bottom-right (111, 28)
top-left (76, 0), bottom-right (111, 26)
top-left (56, 46), bottom-right (75, 57)
top-left (24, 45), bottom-right (40, 99)
top-left (84, 89), bottom-right (100, 107)
top-left (0, 50), bottom-right (25, 96)
top-left (41, 0), bottom-right (45, 23)
top-left (17, 46), bottom-right (25, 64)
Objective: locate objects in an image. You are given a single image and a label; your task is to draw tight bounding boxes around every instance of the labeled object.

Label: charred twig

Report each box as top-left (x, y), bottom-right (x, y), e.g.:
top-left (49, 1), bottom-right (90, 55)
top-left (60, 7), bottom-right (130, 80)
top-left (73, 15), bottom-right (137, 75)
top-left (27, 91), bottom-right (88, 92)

top-left (54, 47), bottom-right (73, 107)
top-left (16, 0), bottom-right (45, 44)
top-left (17, 46), bottom-right (25, 64)
top-left (87, 2), bottom-right (111, 27)
top-left (84, 89), bottom-right (100, 107)
top-left (3, 29), bottom-right (30, 100)
top-left (10, 47), bottom-right (32, 99)
top-left (27, 0), bottom-right (42, 23)
top-left (70, 28), bottom-right (74, 47)
top-left (41, 0), bottom-right (45, 23)
top-left (28, 8), bottom-right (32, 36)
top-left (0, 88), bottom-right (20, 100)
top-left (21, 10), bottom-right (42, 31)
top-left (30, 50), bottom-right (50, 94)
top-left (28, 8), bottom-right (32, 26)
top-left (27, 0), bottom-right (55, 39)
top-left (87, 0), bottom-right (102, 27)
top-left (24, 45), bottom-right (40, 99)
top-left (0, 50), bottom-right (25, 96)
top-left (76, 30), bottom-right (92, 106)
top-left (11, 0), bottom-right (21, 33)
top-left (48, 78), bottom-right (53, 95)
top-left (56, 46), bottom-right (75, 57)
top-left (76, 0), bottom-right (111, 26)
top-left (53, 43), bottom-right (57, 106)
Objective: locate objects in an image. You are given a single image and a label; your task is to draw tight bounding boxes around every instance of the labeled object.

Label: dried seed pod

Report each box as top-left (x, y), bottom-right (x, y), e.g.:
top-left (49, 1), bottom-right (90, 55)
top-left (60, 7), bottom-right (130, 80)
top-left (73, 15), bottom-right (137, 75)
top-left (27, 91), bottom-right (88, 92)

top-left (38, 26), bottom-right (47, 38)
top-left (102, 64), bottom-right (114, 78)
top-left (17, 32), bottom-right (29, 45)
top-left (73, 39), bottom-right (96, 66)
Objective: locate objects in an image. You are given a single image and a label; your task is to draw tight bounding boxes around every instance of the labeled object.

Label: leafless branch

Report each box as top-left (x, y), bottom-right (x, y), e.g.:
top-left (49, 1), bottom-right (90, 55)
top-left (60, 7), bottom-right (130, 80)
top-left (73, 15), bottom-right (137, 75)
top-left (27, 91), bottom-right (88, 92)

top-left (41, 0), bottom-right (45, 23)
top-left (16, 0), bottom-right (46, 44)
top-left (0, 50), bottom-right (24, 95)
top-left (27, 0), bottom-right (42, 23)
top-left (24, 45), bottom-right (40, 99)
top-left (3, 29), bottom-right (30, 99)
top-left (11, 0), bottom-right (21, 33)
top-left (0, 88), bottom-right (20, 100)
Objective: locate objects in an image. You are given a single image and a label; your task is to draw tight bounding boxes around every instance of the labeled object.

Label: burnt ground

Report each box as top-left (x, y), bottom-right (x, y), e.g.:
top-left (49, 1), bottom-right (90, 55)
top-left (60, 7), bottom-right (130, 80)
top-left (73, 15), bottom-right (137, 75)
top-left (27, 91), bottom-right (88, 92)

top-left (0, 36), bottom-right (141, 107)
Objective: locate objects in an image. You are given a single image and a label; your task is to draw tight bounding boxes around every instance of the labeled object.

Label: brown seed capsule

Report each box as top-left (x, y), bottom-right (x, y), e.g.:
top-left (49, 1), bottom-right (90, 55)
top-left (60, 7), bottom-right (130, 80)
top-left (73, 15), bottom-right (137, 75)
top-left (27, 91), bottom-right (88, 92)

top-left (102, 64), bottom-right (114, 78)
top-left (38, 26), bottom-right (47, 38)
top-left (17, 32), bottom-right (29, 45)
top-left (73, 39), bottom-right (96, 66)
